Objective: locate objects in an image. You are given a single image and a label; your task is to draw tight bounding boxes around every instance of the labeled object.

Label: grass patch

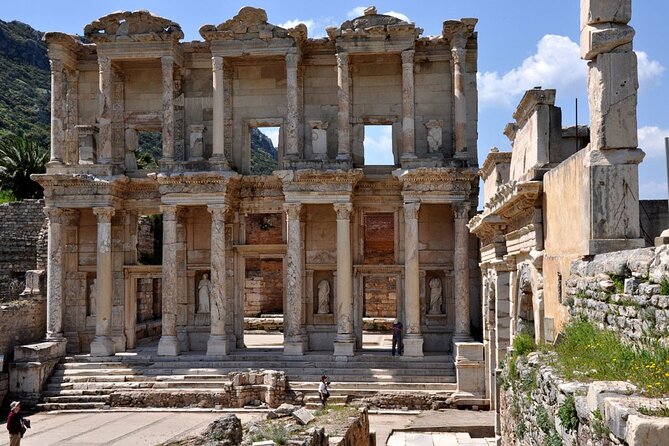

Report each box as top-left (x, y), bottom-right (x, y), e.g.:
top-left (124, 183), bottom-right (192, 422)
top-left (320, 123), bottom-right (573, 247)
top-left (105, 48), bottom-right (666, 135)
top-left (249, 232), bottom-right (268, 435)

top-left (250, 422), bottom-right (290, 445)
top-left (639, 403), bottom-right (669, 417)
top-left (553, 319), bottom-right (669, 397)
top-left (0, 189), bottom-right (16, 204)
top-left (513, 331), bottom-right (537, 356)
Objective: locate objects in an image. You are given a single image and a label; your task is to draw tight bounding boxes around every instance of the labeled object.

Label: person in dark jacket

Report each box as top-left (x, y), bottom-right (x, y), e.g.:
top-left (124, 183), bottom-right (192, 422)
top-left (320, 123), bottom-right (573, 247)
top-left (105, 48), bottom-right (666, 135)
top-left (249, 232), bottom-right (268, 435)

top-left (6, 400), bottom-right (25, 446)
top-left (392, 319), bottom-right (403, 356)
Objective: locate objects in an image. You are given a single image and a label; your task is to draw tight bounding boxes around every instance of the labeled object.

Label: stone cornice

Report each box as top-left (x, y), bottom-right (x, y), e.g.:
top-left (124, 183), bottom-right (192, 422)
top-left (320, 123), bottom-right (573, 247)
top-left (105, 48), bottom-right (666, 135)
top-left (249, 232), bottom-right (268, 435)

top-left (480, 150), bottom-right (512, 181)
top-left (275, 169), bottom-right (364, 195)
top-left (150, 171), bottom-right (241, 196)
top-left (84, 10), bottom-right (183, 43)
top-left (392, 167), bottom-right (478, 194)
top-left (512, 88), bottom-right (556, 129)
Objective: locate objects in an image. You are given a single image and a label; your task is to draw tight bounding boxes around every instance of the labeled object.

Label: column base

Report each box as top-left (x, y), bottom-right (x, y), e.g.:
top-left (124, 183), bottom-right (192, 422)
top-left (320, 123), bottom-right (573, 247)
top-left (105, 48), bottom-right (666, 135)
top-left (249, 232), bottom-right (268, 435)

top-left (206, 335), bottom-right (231, 356)
top-left (336, 153), bottom-right (351, 162)
top-left (208, 156), bottom-right (231, 170)
top-left (90, 336), bottom-right (115, 357)
top-left (157, 335), bottom-right (180, 356)
top-left (333, 335), bottom-right (355, 357)
top-left (283, 336), bottom-right (305, 356)
top-left (402, 334), bottom-right (424, 357)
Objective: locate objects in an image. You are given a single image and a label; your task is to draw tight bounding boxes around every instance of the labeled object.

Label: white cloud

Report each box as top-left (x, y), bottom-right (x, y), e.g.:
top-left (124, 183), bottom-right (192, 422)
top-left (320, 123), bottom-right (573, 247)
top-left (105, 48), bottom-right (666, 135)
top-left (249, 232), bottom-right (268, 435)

top-left (478, 34), bottom-right (664, 110)
top-left (363, 126), bottom-right (394, 165)
top-left (478, 35), bottom-right (585, 109)
top-left (347, 6), bottom-right (410, 23)
top-left (637, 51), bottom-right (665, 86)
top-left (638, 126), bottom-right (669, 158)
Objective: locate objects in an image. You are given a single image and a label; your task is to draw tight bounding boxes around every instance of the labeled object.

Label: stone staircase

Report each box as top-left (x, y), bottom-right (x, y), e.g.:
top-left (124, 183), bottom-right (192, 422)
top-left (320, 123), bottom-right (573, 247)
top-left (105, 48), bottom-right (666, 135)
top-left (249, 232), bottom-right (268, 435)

top-left (39, 349), bottom-right (457, 411)
top-left (387, 432), bottom-right (497, 445)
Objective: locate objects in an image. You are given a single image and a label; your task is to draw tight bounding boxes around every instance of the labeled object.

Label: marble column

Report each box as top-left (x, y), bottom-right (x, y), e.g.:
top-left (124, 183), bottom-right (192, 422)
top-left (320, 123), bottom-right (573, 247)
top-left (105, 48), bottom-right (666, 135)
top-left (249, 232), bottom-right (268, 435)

top-left (158, 205), bottom-right (180, 356)
top-left (90, 207), bottom-right (115, 356)
top-left (283, 203), bottom-right (305, 355)
top-left (285, 50), bottom-right (301, 159)
top-left (45, 208), bottom-right (64, 340)
top-left (98, 55), bottom-right (112, 164)
top-left (451, 38), bottom-right (468, 160)
top-left (403, 201), bottom-right (423, 356)
top-left (333, 202), bottom-right (355, 357)
top-left (453, 201), bottom-right (471, 340)
top-left (161, 56), bottom-right (174, 162)
top-left (65, 69), bottom-right (80, 165)
top-left (207, 204), bottom-right (231, 355)
top-left (211, 56), bottom-right (226, 161)
top-left (401, 50), bottom-right (416, 160)
top-left (336, 52), bottom-right (351, 161)
top-left (48, 60), bottom-right (65, 164)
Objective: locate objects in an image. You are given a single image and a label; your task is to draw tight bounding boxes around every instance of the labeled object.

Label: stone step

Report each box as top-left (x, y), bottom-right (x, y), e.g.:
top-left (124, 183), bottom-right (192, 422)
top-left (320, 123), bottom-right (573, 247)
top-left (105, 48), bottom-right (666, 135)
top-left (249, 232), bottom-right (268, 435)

top-left (37, 402), bottom-right (107, 411)
top-left (303, 395), bottom-right (348, 404)
top-left (292, 382), bottom-right (457, 391)
top-left (139, 367), bottom-right (453, 377)
top-left (43, 394), bottom-right (110, 403)
top-left (53, 368), bottom-right (142, 377)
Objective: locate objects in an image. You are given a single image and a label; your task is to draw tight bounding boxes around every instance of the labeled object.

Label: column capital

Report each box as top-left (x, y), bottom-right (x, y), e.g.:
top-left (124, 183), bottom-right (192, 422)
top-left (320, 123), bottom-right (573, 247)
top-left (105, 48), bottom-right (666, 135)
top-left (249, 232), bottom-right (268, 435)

top-left (285, 50), bottom-right (300, 68)
top-left (207, 204), bottom-right (229, 221)
top-left (44, 207), bottom-right (64, 222)
top-left (283, 202), bottom-right (303, 220)
top-left (212, 55), bottom-right (224, 72)
top-left (50, 59), bottom-right (64, 73)
top-left (161, 205), bottom-right (178, 221)
top-left (61, 209), bottom-right (81, 226)
top-left (98, 55), bottom-right (111, 71)
top-left (404, 201), bottom-right (421, 220)
top-left (93, 207), bottom-right (115, 223)
top-left (453, 201), bottom-right (471, 220)
top-left (451, 45), bottom-right (467, 64)
top-left (401, 49), bottom-right (415, 65)
top-left (333, 202), bottom-right (353, 220)
top-left (161, 55), bottom-right (174, 68)
top-left (336, 51), bottom-right (349, 67)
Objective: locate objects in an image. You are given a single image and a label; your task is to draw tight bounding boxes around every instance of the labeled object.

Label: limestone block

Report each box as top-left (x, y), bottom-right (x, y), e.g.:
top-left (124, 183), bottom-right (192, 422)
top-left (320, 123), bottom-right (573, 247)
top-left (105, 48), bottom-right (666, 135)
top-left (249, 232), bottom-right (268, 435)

top-left (586, 381), bottom-right (637, 413)
top-left (588, 51), bottom-right (638, 150)
top-left (649, 245), bottom-right (669, 283)
top-left (292, 407), bottom-right (315, 425)
top-left (581, 0), bottom-right (632, 29)
top-left (580, 24), bottom-right (635, 60)
top-left (626, 413), bottom-right (669, 446)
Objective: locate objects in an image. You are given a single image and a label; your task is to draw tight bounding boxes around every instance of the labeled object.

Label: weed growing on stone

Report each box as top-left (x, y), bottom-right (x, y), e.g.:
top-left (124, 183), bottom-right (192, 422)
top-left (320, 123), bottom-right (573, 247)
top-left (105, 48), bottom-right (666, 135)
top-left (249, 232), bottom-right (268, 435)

top-left (639, 402), bottom-right (669, 417)
top-left (552, 319), bottom-right (669, 397)
top-left (609, 274), bottom-right (625, 293)
top-left (556, 394), bottom-right (579, 433)
top-left (536, 406), bottom-right (552, 434)
top-left (513, 331), bottom-right (537, 356)
top-left (660, 278), bottom-right (669, 295)
top-left (251, 422), bottom-right (289, 445)
top-left (591, 409), bottom-right (610, 438)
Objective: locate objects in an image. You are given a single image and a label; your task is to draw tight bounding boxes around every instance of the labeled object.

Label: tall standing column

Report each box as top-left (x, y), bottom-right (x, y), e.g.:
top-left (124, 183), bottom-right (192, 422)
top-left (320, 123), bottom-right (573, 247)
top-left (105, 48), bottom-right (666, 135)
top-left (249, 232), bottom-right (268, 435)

top-left (161, 56), bottom-right (174, 162)
top-left (65, 69), bottom-right (80, 165)
top-left (158, 205), bottom-right (180, 356)
top-left (45, 208), bottom-right (64, 340)
top-left (90, 207), bottom-right (116, 356)
top-left (336, 52), bottom-right (351, 161)
top-left (207, 204), bottom-right (231, 355)
top-left (49, 60), bottom-right (65, 164)
top-left (401, 50), bottom-right (416, 160)
top-left (333, 203), bottom-right (355, 357)
top-left (98, 55), bottom-right (112, 164)
top-left (451, 38), bottom-right (468, 160)
top-left (453, 201), bottom-right (471, 341)
top-left (403, 201), bottom-right (423, 357)
top-left (211, 56), bottom-right (226, 161)
top-left (284, 203), bottom-right (305, 355)
top-left (285, 50), bottom-right (301, 159)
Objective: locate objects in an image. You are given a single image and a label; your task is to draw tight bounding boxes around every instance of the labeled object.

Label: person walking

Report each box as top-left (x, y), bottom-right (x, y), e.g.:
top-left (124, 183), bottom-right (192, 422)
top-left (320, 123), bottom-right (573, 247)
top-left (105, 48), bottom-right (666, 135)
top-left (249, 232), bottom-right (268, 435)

top-left (392, 319), bottom-right (403, 356)
top-left (6, 401), bottom-right (28, 446)
top-left (318, 375), bottom-right (330, 407)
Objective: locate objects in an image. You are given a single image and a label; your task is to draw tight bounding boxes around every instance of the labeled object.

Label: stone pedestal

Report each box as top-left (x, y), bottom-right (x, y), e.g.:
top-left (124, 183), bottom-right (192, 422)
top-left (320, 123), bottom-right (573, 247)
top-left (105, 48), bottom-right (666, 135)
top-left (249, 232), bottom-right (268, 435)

top-left (333, 340), bottom-right (355, 358)
top-left (402, 335), bottom-right (424, 357)
top-left (206, 335), bottom-right (232, 355)
top-left (455, 341), bottom-right (485, 396)
top-left (90, 336), bottom-right (115, 356)
top-left (9, 339), bottom-right (67, 405)
top-left (157, 336), bottom-right (180, 356)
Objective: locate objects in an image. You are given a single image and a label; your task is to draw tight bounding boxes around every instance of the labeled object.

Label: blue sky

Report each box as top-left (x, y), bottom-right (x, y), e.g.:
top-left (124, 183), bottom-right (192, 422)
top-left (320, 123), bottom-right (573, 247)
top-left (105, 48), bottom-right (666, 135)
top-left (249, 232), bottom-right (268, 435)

top-left (2, 1), bottom-right (667, 199)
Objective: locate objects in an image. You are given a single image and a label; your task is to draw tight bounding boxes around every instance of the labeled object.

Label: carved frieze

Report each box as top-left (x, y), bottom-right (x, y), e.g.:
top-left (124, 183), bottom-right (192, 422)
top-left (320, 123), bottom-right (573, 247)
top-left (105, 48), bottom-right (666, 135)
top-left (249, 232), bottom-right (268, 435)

top-left (84, 11), bottom-right (184, 43)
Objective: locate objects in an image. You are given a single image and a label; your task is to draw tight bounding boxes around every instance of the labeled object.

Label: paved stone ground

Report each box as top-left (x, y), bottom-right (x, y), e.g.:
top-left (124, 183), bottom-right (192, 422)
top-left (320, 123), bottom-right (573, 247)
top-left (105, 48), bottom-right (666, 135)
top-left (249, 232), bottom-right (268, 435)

top-left (0, 409), bottom-right (494, 446)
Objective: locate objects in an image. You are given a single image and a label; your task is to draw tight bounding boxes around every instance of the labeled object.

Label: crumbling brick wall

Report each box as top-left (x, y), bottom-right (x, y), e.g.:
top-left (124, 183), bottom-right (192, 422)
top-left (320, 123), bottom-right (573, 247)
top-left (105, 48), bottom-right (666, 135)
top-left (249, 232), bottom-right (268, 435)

top-left (244, 258), bottom-right (284, 316)
top-left (0, 200), bottom-right (45, 301)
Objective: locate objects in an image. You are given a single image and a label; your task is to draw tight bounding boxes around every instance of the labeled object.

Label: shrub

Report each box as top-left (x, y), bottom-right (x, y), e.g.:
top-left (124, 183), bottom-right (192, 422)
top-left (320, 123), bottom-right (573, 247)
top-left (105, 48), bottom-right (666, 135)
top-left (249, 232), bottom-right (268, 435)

top-left (557, 394), bottom-right (579, 433)
top-left (513, 331), bottom-right (537, 356)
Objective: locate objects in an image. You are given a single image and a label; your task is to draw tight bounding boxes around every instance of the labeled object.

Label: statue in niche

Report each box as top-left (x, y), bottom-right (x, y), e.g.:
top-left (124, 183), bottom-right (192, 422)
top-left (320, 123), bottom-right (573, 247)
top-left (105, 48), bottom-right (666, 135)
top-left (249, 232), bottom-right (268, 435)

top-left (88, 279), bottom-right (97, 317)
top-left (197, 273), bottom-right (211, 313)
top-left (316, 279), bottom-right (331, 314)
top-left (428, 277), bottom-right (443, 315)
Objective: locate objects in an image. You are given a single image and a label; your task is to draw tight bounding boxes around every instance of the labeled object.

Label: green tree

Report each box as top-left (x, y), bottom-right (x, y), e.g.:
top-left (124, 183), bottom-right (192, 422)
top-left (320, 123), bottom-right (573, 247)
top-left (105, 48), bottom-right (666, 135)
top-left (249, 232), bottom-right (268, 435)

top-left (0, 135), bottom-right (48, 199)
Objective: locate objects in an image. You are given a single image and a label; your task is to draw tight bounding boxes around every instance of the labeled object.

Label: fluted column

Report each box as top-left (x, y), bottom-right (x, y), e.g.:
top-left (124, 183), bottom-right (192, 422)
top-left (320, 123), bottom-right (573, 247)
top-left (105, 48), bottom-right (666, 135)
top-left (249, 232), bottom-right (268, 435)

top-left (333, 202), bottom-right (355, 357)
top-left (207, 204), bottom-right (231, 355)
top-left (98, 55), bottom-right (112, 164)
top-left (403, 201), bottom-right (423, 357)
top-left (90, 207), bottom-right (115, 356)
top-left (285, 50), bottom-right (300, 159)
top-left (48, 60), bottom-right (65, 164)
top-left (451, 39), bottom-right (468, 159)
top-left (284, 203), bottom-right (305, 355)
top-left (158, 205), bottom-right (180, 356)
top-left (161, 56), bottom-right (174, 162)
top-left (211, 56), bottom-right (225, 161)
top-left (401, 50), bottom-right (416, 160)
top-left (45, 208), bottom-right (64, 340)
top-left (336, 52), bottom-right (351, 161)
top-left (453, 201), bottom-right (471, 340)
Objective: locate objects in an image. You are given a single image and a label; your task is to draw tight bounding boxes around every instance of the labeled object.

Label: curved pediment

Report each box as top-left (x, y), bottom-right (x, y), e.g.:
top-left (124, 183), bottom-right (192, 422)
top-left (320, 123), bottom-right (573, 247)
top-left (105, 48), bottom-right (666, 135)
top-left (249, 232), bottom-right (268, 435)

top-left (84, 10), bottom-right (184, 43)
top-left (326, 6), bottom-right (420, 41)
top-left (200, 6), bottom-right (306, 42)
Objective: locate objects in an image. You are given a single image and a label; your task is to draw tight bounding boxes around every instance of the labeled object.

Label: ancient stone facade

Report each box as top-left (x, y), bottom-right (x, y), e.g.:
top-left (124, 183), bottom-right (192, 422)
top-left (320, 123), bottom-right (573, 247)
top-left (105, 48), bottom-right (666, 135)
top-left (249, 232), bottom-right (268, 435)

top-left (35, 6), bottom-right (480, 361)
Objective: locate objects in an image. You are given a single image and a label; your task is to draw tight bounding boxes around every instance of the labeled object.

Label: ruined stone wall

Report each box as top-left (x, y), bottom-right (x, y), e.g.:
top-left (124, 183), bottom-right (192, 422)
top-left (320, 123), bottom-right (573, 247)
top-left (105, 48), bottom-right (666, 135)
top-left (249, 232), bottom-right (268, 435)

top-left (0, 200), bottom-right (45, 301)
top-left (244, 258), bottom-right (284, 316)
top-left (363, 276), bottom-right (397, 318)
top-left (500, 352), bottom-right (669, 446)
top-left (567, 247), bottom-right (669, 346)
top-left (0, 299), bottom-right (46, 361)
